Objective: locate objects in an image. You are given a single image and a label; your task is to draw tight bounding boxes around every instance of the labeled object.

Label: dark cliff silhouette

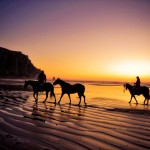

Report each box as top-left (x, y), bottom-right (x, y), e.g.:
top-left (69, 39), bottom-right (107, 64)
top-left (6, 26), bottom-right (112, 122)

top-left (0, 47), bottom-right (41, 78)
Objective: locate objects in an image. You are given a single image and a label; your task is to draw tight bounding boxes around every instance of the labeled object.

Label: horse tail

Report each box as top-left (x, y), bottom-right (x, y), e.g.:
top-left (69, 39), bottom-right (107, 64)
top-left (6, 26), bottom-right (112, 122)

top-left (147, 87), bottom-right (150, 100)
top-left (81, 84), bottom-right (85, 93)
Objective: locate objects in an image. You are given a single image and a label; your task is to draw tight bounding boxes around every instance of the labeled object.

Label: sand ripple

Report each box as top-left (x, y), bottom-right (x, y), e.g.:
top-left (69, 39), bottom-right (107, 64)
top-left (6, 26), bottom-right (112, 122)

top-left (0, 90), bottom-right (150, 150)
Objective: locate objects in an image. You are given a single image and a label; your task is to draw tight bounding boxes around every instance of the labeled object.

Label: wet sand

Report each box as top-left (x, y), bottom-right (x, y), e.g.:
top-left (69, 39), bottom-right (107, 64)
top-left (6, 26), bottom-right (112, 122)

top-left (0, 82), bottom-right (150, 150)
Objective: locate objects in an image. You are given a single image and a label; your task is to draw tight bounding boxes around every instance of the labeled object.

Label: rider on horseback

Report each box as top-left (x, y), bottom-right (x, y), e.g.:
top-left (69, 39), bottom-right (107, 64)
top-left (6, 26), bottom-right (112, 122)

top-left (37, 70), bottom-right (46, 85)
top-left (37, 70), bottom-right (46, 91)
top-left (134, 76), bottom-right (141, 93)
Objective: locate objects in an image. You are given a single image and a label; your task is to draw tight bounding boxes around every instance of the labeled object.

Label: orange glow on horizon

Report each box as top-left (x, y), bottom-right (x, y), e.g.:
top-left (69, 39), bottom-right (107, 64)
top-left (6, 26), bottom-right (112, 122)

top-left (1, 1), bottom-right (150, 82)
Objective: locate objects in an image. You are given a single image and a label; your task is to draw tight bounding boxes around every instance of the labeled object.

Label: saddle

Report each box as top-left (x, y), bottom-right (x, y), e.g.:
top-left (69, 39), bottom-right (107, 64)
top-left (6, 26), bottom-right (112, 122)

top-left (36, 82), bottom-right (45, 92)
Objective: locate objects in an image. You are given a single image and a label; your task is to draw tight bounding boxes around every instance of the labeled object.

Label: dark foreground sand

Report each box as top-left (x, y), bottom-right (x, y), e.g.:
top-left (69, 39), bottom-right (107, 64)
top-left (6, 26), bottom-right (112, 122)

top-left (0, 88), bottom-right (150, 150)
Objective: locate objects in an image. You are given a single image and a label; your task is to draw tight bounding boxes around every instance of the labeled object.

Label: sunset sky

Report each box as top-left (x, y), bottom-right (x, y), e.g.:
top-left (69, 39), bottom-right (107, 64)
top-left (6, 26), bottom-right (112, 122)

top-left (1, 0), bottom-right (150, 81)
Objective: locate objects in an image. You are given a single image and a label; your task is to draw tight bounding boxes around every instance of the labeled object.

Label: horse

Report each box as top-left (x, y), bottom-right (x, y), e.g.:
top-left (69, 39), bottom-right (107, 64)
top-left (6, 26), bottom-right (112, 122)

top-left (24, 80), bottom-right (56, 103)
top-left (53, 78), bottom-right (86, 105)
top-left (124, 83), bottom-right (149, 105)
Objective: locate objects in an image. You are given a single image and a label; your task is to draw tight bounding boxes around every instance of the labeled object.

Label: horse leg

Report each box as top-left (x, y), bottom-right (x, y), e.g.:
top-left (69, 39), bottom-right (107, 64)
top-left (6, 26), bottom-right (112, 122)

top-left (51, 92), bottom-right (56, 104)
top-left (36, 92), bottom-right (38, 102)
top-left (58, 93), bottom-right (64, 104)
top-left (34, 91), bottom-right (38, 103)
top-left (78, 96), bottom-right (81, 106)
top-left (68, 94), bottom-right (71, 105)
top-left (133, 95), bottom-right (138, 104)
top-left (144, 97), bottom-right (149, 105)
top-left (144, 97), bottom-right (147, 105)
top-left (83, 94), bottom-right (86, 105)
top-left (147, 99), bottom-right (149, 105)
top-left (78, 93), bottom-right (81, 105)
top-left (129, 96), bottom-right (132, 103)
top-left (43, 91), bottom-right (48, 103)
top-left (33, 91), bottom-right (37, 102)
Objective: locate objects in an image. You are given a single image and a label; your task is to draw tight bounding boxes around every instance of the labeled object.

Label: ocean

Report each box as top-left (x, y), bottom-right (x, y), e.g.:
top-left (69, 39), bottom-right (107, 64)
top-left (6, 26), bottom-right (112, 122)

top-left (0, 79), bottom-right (150, 110)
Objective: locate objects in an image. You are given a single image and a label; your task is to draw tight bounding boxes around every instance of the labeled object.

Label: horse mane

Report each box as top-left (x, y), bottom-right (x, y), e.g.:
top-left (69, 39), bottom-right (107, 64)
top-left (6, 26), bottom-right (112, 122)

top-left (125, 83), bottom-right (131, 86)
top-left (125, 83), bottom-right (133, 87)
top-left (58, 78), bottom-right (69, 84)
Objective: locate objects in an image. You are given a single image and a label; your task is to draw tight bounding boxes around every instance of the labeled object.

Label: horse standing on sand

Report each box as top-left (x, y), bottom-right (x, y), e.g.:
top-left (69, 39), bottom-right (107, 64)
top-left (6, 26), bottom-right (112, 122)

top-left (24, 80), bottom-right (56, 103)
top-left (124, 83), bottom-right (149, 105)
top-left (53, 78), bottom-right (86, 105)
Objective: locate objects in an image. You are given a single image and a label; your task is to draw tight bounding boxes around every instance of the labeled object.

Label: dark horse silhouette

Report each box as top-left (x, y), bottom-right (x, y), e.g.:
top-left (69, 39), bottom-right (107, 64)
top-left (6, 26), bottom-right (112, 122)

top-left (24, 80), bottom-right (56, 103)
top-left (124, 83), bottom-right (149, 105)
top-left (53, 78), bottom-right (86, 105)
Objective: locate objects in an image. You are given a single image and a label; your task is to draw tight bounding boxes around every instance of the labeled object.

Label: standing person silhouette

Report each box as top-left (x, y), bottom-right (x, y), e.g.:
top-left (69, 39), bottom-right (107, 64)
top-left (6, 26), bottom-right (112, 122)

top-left (37, 70), bottom-right (46, 85)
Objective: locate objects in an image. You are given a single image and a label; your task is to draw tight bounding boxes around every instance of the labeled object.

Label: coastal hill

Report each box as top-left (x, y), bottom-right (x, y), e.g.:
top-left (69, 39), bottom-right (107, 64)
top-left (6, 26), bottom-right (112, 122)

top-left (0, 47), bottom-right (41, 78)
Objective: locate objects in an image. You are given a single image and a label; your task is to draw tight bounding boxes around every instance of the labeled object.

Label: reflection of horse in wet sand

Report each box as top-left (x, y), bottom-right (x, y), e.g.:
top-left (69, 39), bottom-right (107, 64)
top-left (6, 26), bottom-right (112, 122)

top-left (24, 80), bottom-right (56, 103)
top-left (53, 78), bottom-right (86, 105)
top-left (124, 83), bottom-right (149, 105)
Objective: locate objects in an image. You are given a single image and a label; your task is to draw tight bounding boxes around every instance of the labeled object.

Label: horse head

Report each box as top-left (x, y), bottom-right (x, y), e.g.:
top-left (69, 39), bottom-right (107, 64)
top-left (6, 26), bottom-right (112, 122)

top-left (53, 78), bottom-right (61, 85)
top-left (124, 83), bottom-right (133, 91)
top-left (124, 83), bottom-right (127, 90)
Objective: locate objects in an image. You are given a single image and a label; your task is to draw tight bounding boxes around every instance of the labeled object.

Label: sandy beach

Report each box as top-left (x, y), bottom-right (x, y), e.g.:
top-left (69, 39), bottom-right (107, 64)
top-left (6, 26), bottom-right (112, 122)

top-left (0, 80), bottom-right (150, 150)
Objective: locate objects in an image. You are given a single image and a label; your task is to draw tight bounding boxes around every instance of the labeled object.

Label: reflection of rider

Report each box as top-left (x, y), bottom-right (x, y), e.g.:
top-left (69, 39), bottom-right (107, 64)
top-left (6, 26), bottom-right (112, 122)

top-left (134, 76), bottom-right (140, 92)
top-left (37, 70), bottom-right (46, 85)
